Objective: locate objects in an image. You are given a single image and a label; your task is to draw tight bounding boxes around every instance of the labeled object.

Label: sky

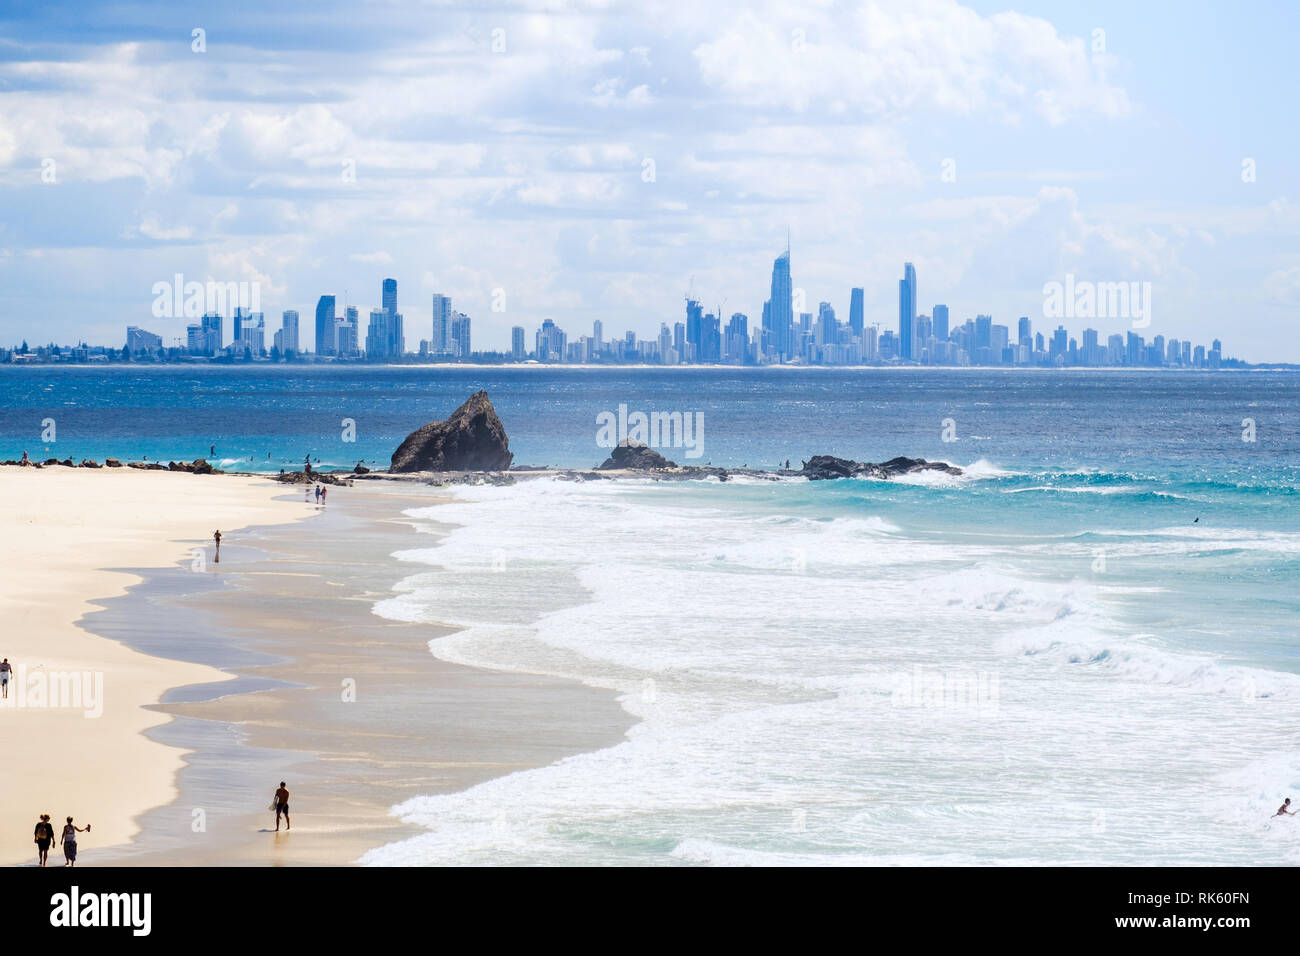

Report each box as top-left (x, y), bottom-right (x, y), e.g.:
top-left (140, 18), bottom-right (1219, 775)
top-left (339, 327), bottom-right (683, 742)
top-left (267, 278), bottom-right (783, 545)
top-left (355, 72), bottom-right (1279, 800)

top-left (0, 0), bottom-right (1296, 360)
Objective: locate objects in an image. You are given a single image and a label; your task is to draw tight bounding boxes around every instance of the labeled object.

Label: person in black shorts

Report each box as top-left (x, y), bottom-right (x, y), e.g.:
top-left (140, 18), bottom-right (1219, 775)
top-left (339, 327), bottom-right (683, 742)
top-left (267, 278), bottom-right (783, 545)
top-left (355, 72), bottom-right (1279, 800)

top-left (274, 781), bottom-right (290, 832)
top-left (33, 814), bottom-right (54, 866)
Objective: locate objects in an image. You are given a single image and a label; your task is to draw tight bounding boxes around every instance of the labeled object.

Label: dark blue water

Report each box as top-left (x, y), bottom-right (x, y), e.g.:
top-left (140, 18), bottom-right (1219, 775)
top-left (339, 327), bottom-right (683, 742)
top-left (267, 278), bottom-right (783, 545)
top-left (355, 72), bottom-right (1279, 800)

top-left (1, 366), bottom-right (1297, 483)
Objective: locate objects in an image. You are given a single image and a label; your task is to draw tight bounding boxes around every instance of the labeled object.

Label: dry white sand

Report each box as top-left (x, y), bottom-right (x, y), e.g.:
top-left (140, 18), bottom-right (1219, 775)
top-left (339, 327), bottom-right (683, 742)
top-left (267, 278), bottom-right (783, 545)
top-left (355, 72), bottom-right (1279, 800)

top-left (0, 467), bottom-right (313, 866)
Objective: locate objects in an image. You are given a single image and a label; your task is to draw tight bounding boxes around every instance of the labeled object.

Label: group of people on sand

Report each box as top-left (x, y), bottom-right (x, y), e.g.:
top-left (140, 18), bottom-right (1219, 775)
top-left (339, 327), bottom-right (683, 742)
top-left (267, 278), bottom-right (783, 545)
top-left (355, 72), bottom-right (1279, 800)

top-left (33, 815), bottom-right (89, 867)
top-left (26, 784), bottom-right (286, 867)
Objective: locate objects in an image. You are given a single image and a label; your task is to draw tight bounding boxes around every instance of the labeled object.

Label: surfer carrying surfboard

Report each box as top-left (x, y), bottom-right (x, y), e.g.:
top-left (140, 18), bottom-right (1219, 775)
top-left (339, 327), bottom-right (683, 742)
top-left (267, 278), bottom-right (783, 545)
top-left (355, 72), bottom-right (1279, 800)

top-left (273, 781), bottom-right (291, 831)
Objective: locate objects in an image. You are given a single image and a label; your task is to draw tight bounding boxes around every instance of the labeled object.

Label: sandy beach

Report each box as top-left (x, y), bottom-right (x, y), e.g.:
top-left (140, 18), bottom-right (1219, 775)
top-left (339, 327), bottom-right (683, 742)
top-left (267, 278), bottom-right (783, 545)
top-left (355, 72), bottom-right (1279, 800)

top-left (0, 467), bottom-right (315, 866)
top-left (0, 466), bottom-right (630, 866)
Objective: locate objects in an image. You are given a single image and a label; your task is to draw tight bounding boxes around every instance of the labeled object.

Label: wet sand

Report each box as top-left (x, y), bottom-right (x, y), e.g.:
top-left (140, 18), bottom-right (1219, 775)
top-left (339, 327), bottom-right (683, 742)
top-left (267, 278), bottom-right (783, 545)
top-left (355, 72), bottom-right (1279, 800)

top-left (87, 479), bottom-right (631, 866)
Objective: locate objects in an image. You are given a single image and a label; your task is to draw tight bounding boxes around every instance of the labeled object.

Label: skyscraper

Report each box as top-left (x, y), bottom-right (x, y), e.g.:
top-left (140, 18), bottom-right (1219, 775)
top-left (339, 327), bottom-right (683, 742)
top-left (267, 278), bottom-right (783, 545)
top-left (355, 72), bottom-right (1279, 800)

top-left (685, 298), bottom-right (703, 361)
top-left (382, 278), bottom-right (397, 316)
top-left (451, 312), bottom-right (471, 359)
top-left (1052, 326), bottom-right (1069, 364)
top-left (849, 288), bottom-right (864, 339)
top-left (431, 294), bottom-right (452, 355)
top-left (276, 310), bottom-right (299, 355)
top-left (315, 295), bottom-right (336, 355)
top-left (511, 326), bottom-right (526, 361)
top-left (536, 319), bottom-right (564, 361)
top-left (1017, 316), bottom-right (1032, 347)
top-left (898, 262), bottom-right (916, 361)
top-left (390, 311), bottom-right (404, 357)
top-left (725, 313), bottom-right (749, 364)
top-left (700, 311), bottom-right (721, 363)
top-left (816, 301), bottom-right (837, 347)
top-left (235, 311), bottom-right (265, 355)
top-left (365, 309), bottom-right (390, 358)
top-left (765, 250), bottom-right (793, 359)
top-left (200, 312), bottom-right (223, 355)
top-left (1083, 327), bottom-right (1100, 365)
top-left (972, 314), bottom-right (992, 363)
top-left (933, 304), bottom-right (949, 343)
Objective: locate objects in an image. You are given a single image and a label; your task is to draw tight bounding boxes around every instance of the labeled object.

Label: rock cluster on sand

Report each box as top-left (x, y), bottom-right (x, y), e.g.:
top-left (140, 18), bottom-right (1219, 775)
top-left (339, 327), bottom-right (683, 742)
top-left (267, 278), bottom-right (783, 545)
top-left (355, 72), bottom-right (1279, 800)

top-left (3, 456), bottom-right (225, 472)
top-left (390, 390), bottom-right (513, 473)
top-left (273, 470), bottom-right (351, 486)
top-left (596, 440), bottom-right (677, 470)
top-left (165, 459), bottom-right (219, 474)
top-left (798, 455), bottom-right (963, 481)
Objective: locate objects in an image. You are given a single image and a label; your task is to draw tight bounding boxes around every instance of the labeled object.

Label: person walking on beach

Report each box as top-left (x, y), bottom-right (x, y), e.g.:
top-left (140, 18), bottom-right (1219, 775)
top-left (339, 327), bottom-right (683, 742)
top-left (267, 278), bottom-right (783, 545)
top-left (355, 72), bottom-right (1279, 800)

top-left (213, 529), bottom-right (222, 564)
top-left (313, 484), bottom-right (321, 504)
top-left (1275, 798), bottom-right (1294, 817)
top-left (60, 817), bottom-right (89, 867)
top-left (0, 658), bottom-right (11, 699)
top-left (320, 486), bottom-right (327, 505)
top-left (274, 781), bottom-right (291, 831)
top-left (33, 814), bottom-right (55, 866)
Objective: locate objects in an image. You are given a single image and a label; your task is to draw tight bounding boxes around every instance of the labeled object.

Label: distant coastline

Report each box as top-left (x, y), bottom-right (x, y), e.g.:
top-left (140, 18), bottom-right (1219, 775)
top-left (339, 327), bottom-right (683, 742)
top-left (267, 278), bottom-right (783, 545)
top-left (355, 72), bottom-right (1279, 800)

top-left (1, 361), bottom-right (1296, 372)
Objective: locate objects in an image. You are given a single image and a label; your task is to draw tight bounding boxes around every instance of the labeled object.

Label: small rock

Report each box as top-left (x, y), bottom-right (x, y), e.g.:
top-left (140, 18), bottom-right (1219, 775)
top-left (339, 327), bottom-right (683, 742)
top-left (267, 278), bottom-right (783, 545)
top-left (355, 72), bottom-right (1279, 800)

top-left (597, 441), bottom-right (677, 470)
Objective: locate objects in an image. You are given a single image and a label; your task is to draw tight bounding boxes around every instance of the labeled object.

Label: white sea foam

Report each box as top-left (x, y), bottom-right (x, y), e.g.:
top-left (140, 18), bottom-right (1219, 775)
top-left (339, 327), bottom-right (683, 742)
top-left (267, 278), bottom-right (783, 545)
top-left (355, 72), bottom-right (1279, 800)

top-left (362, 476), bottom-right (1300, 866)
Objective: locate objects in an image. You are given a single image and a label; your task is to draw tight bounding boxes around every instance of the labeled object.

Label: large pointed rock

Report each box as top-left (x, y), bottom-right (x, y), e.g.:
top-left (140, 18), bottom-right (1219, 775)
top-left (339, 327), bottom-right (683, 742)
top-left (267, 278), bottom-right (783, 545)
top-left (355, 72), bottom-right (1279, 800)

top-left (390, 391), bottom-right (513, 472)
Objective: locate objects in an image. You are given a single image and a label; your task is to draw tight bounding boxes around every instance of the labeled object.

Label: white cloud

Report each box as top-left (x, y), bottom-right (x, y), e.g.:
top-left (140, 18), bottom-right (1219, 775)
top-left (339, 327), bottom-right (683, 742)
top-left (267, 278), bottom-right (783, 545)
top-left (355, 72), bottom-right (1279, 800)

top-left (693, 0), bottom-right (1130, 125)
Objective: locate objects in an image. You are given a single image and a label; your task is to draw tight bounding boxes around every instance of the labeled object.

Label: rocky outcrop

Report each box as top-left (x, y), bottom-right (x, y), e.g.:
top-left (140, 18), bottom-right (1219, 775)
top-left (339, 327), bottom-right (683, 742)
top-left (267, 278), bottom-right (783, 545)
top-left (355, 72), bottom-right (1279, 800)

top-left (105, 458), bottom-right (123, 468)
top-left (274, 470), bottom-right (349, 486)
top-left (597, 440), bottom-right (677, 470)
top-left (799, 455), bottom-right (962, 481)
top-left (390, 391), bottom-right (513, 473)
top-left (166, 459), bottom-right (218, 474)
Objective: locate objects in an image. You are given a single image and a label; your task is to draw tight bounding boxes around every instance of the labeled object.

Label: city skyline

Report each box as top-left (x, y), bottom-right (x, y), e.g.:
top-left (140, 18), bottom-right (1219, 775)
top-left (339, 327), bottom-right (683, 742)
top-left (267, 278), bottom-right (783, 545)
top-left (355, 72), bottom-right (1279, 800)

top-left (2, 254), bottom-right (1246, 369)
top-left (0, 2), bottom-right (1296, 361)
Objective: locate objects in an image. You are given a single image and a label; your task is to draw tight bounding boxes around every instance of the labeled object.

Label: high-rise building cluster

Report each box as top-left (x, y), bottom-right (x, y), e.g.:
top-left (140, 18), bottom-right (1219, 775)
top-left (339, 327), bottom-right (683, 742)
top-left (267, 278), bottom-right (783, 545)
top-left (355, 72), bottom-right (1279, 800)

top-left (5, 252), bottom-right (1241, 367)
top-left (497, 251), bottom-right (1230, 369)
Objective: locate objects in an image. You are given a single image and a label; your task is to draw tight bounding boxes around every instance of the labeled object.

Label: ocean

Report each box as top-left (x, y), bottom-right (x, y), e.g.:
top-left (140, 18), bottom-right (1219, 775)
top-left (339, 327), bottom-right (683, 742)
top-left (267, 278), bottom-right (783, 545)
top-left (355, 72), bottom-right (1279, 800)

top-left (4, 365), bottom-right (1299, 864)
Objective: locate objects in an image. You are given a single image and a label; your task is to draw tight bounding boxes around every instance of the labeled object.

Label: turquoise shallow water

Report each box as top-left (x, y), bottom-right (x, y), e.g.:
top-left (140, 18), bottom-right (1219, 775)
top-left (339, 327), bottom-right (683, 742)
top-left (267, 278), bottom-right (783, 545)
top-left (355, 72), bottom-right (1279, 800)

top-left (4, 366), bottom-right (1297, 864)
